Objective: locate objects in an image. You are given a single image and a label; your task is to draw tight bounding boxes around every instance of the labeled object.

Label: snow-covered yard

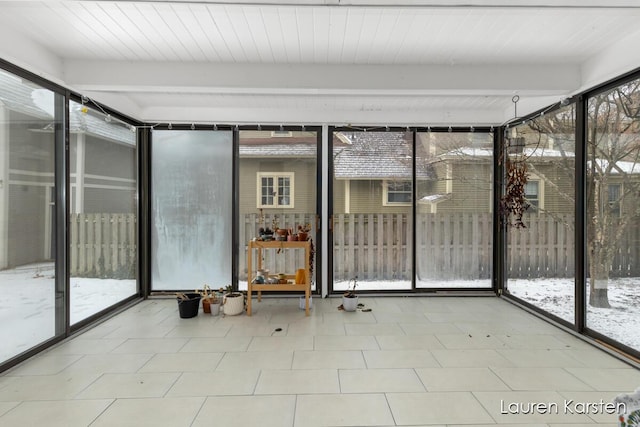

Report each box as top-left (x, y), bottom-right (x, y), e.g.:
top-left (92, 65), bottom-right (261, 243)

top-left (0, 263), bottom-right (135, 362)
top-left (1, 263), bottom-right (638, 362)
top-left (508, 277), bottom-right (640, 351)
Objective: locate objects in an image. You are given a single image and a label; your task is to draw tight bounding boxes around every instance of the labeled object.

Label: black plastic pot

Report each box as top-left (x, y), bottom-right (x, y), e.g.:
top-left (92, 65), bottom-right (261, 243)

top-left (177, 293), bottom-right (201, 318)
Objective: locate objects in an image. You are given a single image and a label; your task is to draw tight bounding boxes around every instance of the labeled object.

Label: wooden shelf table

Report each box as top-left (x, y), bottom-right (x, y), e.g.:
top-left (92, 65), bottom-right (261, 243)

top-left (246, 240), bottom-right (311, 316)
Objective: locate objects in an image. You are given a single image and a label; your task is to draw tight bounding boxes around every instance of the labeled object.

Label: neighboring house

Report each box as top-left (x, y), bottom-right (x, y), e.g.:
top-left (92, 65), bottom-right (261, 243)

top-left (0, 70), bottom-right (136, 269)
top-left (427, 145), bottom-right (577, 215)
top-left (239, 130), bottom-right (318, 216)
top-left (333, 132), bottom-right (435, 214)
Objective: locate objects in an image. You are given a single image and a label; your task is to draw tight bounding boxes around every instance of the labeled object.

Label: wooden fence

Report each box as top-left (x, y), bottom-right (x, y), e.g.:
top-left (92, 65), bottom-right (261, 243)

top-left (507, 214), bottom-right (575, 279)
top-left (69, 212), bottom-right (638, 281)
top-left (70, 213), bottom-right (136, 278)
top-left (241, 212), bottom-right (638, 281)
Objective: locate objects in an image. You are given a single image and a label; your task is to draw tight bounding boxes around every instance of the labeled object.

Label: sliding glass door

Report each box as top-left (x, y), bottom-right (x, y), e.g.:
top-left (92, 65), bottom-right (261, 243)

top-left (332, 130), bottom-right (413, 291)
top-left (237, 129), bottom-right (318, 291)
top-left (151, 130), bottom-right (233, 291)
top-left (0, 68), bottom-right (62, 363)
top-left (69, 100), bottom-right (138, 324)
top-left (415, 131), bottom-right (493, 289)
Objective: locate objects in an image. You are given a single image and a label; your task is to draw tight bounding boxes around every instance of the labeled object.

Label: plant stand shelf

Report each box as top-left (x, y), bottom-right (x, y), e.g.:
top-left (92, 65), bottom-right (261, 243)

top-left (247, 240), bottom-right (311, 316)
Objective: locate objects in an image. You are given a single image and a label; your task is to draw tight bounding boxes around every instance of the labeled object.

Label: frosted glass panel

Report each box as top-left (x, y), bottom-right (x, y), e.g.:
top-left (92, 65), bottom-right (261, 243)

top-left (151, 131), bottom-right (233, 290)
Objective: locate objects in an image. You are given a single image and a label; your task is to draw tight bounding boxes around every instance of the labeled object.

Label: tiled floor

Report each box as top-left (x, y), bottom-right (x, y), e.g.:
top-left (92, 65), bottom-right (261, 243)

top-left (0, 296), bottom-right (639, 426)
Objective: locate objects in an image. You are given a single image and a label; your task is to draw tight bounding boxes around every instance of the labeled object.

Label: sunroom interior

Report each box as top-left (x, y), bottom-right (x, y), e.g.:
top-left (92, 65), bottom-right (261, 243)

top-left (1, 0), bottom-right (640, 415)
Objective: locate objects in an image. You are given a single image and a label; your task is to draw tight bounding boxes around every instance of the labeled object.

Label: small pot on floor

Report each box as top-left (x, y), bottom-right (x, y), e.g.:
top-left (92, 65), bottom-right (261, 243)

top-left (342, 295), bottom-right (358, 312)
top-left (223, 293), bottom-right (244, 316)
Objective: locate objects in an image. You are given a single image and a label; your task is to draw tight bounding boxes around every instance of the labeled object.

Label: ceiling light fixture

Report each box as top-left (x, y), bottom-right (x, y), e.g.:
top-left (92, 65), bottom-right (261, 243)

top-left (191, 123), bottom-right (195, 130)
top-left (213, 124), bottom-right (218, 131)
top-left (168, 123), bottom-right (172, 130)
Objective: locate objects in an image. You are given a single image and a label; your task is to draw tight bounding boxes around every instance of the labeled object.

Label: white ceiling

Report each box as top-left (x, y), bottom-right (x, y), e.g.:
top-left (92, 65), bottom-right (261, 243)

top-left (1, 0), bottom-right (640, 126)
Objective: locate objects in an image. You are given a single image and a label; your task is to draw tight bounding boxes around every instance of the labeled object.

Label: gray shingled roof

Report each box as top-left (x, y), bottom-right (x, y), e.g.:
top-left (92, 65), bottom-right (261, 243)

top-left (333, 132), bottom-right (435, 179)
top-left (240, 142), bottom-right (316, 157)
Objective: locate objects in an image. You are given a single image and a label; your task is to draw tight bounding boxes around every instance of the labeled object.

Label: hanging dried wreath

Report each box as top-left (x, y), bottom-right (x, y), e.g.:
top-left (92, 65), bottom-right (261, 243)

top-left (499, 157), bottom-right (530, 228)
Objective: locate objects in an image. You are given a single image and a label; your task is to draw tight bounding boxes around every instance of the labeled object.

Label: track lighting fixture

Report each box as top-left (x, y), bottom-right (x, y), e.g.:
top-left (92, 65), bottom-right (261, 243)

top-left (105, 114), bottom-right (112, 123)
top-left (191, 123), bottom-right (195, 130)
top-left (213, 124), bottom-right (218, 131)
top-left (168, 123), bottom-right (172, 130)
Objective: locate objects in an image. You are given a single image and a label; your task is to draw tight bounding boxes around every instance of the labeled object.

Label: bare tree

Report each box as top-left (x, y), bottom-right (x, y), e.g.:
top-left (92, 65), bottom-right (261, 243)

top-left (525, 78), bottom-right (640, 308)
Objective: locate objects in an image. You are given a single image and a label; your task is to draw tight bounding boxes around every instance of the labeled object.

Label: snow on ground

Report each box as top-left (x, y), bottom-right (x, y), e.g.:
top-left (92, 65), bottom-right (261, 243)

top-left (1, 263), bottom-right (638, 362)
top-left (509, 277), bottom-right (640, 351)
top-left (0, 263), bottom-right (135, 362)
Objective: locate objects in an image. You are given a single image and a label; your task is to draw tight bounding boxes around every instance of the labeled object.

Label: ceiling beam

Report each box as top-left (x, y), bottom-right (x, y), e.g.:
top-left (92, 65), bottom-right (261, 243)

top-left (64, 61), bottom-right (578, 97)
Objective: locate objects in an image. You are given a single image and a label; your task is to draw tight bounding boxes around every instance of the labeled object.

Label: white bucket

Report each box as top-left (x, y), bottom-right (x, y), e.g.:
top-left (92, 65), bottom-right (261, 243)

top-left (299, 296), bottom-right (312, 310)
top-left (342, 296), bottom-right (358, 312)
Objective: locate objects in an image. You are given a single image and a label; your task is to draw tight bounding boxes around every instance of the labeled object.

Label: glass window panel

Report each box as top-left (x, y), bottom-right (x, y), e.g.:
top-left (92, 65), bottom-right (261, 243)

top-left (0, 69), bottom-right (61, 362)
top-left (524, 181), bottom-right (539, 210)
top-left (69, 100), bottom-right (138, 324)
top-left (505, 104), bottom-right (576, 324)
top-left (151, 130), bottom-right (233, 291)
top-left (586, 77), bottom-right (640, 351)
top-left (415, 131), bottom-right (493, 288)
top-left (607, 184), bottom-right (621, 216)
top-left (333, 131), bottom-right (413, 291)
top-left (238, 131), bottom-right (317, 292)
top-left (278, 176), bottom-right (290, 206)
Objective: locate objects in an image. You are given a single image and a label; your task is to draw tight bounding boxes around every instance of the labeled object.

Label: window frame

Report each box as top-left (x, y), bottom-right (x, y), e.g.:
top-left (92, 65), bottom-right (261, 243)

top-left (607, 182), bottom-right (622, 217)
top-left (256, 172), bottom-right (295, 209)
top-left (383, 179), bottom-right (412, 206)
top-left (524, 177), bottom-right (544, 213)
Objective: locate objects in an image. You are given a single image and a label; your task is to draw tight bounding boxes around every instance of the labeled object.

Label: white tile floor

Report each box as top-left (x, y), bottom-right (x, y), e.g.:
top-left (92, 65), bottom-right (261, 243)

top-left (0, 296), bottom-right (639, 426)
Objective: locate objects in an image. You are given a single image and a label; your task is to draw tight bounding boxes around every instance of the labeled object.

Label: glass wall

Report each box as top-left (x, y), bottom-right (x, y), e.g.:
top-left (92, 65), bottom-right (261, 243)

top-left (69, 100), bottom-right (138, 324)
top-left (151, 130), bottom-right (233, 291)
top-left (238, 130), bottom-right (318, 291)
top-left (415, 131), bottom-right (494, 288)
top-left (0, 68), bottom-right (61, 362)
top-left (332, 131), bottom-right (413, 291)
top-left (586, 77), bottom-right (640, 352)
top-left (504, 105), bottom-right (576, 323)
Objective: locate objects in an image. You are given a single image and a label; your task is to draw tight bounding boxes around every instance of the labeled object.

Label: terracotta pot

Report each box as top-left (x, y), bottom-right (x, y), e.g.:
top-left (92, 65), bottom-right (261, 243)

top-left (297, 232), bottom-right (308, 241)
top-left (202, 298), bottom-right (211, 313)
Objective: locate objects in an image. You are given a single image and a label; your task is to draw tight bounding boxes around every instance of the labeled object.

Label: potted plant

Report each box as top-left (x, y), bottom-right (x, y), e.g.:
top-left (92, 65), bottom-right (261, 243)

top-left (297, 223), bottom-right (311, 241)
top-left (176, 292), bottom-right (201, 318)
top-left (341, 276), bottom-right (359, 312)
top-left (221, 285), bottom-right (244, 316)
top-left (200, 285), bottom-right (222, 316)
top-left (200, 284), bottom-right (213, 313)
top-left (209, 291), bottom-right (222, 316)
